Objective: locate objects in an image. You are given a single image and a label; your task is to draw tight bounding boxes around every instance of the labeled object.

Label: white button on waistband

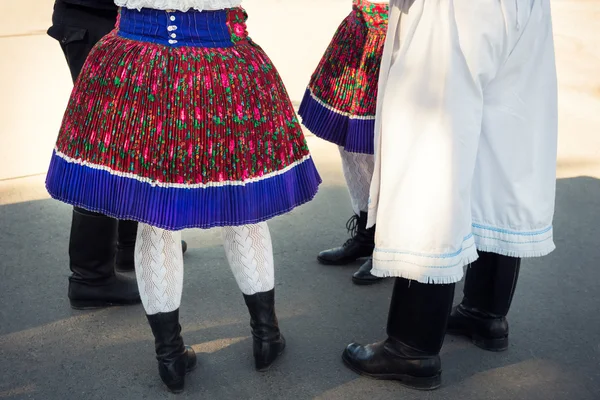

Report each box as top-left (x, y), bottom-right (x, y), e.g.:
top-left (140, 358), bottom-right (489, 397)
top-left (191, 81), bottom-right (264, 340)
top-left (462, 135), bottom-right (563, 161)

top-left (167, 25), bottom-right (178, 31)
top-left (170, 16), bottom-right (176, 21)
top-left (168, 39), bottom-right (178, 44)
top-left (170, 33), bottom-right (177, 38)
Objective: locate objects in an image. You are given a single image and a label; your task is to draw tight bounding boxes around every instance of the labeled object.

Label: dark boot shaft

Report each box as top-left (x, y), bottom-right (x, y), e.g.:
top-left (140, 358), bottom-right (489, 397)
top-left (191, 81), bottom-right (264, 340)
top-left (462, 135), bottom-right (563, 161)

top-left (146, 310), bottom-right (186, 362)
top-left (243, 290), bottom-right (280, 341)
top-left (116, 220), bottom-right (138, 272)
top-left (387, 278), bottom-right (455, 355)
top-left (463, 251), bottom-right (521, 316)
top-left (145, 310), bottom-right (197, 393)
top-left (69, 207), bottom-right (118, 283)
top-left (355, 211), bottom-right (376, 246)
top-left (243, 290), bottom-right (286, 371)
top-left (447, 252), bottom-right (521, 351)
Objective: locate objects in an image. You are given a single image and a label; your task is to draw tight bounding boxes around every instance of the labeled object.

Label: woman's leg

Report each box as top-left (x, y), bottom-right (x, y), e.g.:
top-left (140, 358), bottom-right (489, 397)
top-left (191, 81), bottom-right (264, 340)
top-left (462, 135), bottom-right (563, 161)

top-left (222, 222), bottom-right (285, 371)
top-left (134, 223), bottom-right (196, 393)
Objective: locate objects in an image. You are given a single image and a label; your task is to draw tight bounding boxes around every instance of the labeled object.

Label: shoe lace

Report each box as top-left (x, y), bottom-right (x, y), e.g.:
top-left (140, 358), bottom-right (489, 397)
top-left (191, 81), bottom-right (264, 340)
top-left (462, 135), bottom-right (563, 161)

top-left (342, 214), bottom-right (360, 247)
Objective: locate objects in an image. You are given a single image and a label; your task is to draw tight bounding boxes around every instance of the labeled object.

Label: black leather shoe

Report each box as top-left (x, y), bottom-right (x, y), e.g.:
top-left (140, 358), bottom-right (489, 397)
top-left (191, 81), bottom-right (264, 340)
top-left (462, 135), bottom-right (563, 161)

top-left (243, 289), bottom-right (286, 371)
top-left (318, 212), bottom-right (375, 265)
top-left (448, 304), bottom-right (509, 351)
top-left (343, 278), bottom-right (455, 390)
top-left (352, 259), bottom-right (384, 285)
top-left (69, 275), bottom-right (140, 310)
top-left (342, 340), bottom-right (441, 390)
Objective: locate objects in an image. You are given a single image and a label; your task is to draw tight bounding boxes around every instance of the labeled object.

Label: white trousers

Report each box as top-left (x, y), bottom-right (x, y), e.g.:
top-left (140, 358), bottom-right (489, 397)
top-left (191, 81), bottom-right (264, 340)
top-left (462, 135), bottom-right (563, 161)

top-left (368, 0), bottom-right (558, 283)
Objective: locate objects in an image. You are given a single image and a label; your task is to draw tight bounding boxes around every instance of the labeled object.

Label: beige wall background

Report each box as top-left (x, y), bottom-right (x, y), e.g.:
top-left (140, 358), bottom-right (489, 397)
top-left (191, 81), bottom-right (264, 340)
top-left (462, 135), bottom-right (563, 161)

top-left (0, 1), bottom-right (71, 180)
top-left (0, 0), bottom-right (598, 181)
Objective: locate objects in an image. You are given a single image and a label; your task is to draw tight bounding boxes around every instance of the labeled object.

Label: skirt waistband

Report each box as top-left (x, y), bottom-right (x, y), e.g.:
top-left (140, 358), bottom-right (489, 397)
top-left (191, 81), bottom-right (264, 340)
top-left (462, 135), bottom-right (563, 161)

top-left (117, 7), bottom-right (249, 48)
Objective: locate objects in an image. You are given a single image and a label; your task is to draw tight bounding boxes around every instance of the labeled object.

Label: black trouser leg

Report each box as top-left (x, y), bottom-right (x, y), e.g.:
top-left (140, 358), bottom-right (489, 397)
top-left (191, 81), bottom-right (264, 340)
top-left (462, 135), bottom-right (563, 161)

top-left (115, 220), bottom-right (138, 272)
top-left (48, 1), bottom-right (118, 82)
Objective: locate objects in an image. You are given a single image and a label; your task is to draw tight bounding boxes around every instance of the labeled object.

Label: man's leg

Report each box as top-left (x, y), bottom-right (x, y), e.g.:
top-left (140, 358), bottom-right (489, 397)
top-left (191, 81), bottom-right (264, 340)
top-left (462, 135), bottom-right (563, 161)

top-left (343, 0), bottom-right (516, 389)
top-left (222, 223), bottom-right (286, 371)
top-left (134, 223), bottom-right (196, 394)
top-left (453, 0), bottom-right (557, 351)
top-left (48, 2), bottom-right (141, 308)
top-left (68, 208), bottom-right (140, 309)
top-left (343, 278), bottom-right (455, 390)
top-left (115, 220), bottom-right (138, 272)
top-left (48, 2), bottom-right (117, 83)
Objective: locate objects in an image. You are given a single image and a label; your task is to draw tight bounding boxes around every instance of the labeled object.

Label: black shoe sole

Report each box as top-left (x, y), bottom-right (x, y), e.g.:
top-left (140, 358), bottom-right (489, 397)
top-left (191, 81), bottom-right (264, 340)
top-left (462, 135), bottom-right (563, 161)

top-left (447, 329), bottom-right (508, 352)
top-left (342, 351), bottom-right (441, 391)
top-left (352, 276), bottom-right (384, 286)
top-left (255, 343), bottom-right (286, 372)
top-left (69, 297), bottom-right (141, 310)
top-left (167, 384), bottom-right (185, 394)
top-left (317, 256), bottom-right (370, 266)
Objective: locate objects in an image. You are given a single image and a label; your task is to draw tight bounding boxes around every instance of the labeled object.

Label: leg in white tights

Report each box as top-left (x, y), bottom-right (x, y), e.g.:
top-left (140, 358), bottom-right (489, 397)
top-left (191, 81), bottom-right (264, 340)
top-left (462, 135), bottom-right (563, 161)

top-left (134, 222), bottom-right (279, 381)
top-left (223, 222), bottom-right (283, 370)
top-left (222, 222), bottom-right (275, 295)
top-left (134, 223), bottom-right (184, 315)
top-left (134, 221), bottom-right (275, 314)
top-left (339, 147), bottom-right (375, 215)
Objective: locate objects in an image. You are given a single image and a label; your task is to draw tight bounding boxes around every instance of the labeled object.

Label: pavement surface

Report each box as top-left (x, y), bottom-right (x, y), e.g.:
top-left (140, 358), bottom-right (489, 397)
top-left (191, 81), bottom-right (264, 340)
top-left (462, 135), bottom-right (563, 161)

top-left (1, 1), bottom-right (600, 400)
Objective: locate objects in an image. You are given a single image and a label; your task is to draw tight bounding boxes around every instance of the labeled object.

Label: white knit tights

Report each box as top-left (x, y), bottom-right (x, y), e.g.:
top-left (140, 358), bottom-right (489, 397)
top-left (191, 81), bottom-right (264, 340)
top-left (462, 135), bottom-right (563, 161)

top-left (134, 224), bottom-right (184, 316)
top-left (135, 222), bottom-right (275, 315)
top-left (339, 147), bottom-right (375, 215)
top-left (222, 222), bottom-right (275, 296)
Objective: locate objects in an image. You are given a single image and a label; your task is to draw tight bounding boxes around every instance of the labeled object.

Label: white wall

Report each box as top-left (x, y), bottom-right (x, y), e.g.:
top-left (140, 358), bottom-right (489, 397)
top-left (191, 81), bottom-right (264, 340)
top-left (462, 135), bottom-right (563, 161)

top-left (0, 1), bottom-right (73, 180)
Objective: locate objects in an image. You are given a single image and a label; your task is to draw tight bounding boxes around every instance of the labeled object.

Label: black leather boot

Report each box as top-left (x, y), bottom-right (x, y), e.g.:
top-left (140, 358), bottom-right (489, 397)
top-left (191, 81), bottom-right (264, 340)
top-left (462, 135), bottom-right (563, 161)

top-left (352, 258), bottom-right (384, 285)
top-left (115, 221), bottom-right (188, 273)
top-left (68, 208), bottom-right (140, 309)
top-left (318, 212), bottom-right (375, 265)
top-left (243, 289), bottom-right (286, 371)
top-left (343, 278), bottom-right (455, 390)
top-left (115, 220), bottom-right (138, 273)
top-left (448, 252), bottom-right (521, 351)
top-left (146, 309), bottom-right (197, 393)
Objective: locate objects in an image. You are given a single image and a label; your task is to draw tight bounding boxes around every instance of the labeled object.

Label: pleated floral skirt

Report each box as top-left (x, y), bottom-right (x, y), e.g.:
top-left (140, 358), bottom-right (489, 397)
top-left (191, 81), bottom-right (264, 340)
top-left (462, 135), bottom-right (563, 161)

top-left (298, 0), bottom-right (388, 155)
top-left (46, 6), bottom-right (322, 230)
